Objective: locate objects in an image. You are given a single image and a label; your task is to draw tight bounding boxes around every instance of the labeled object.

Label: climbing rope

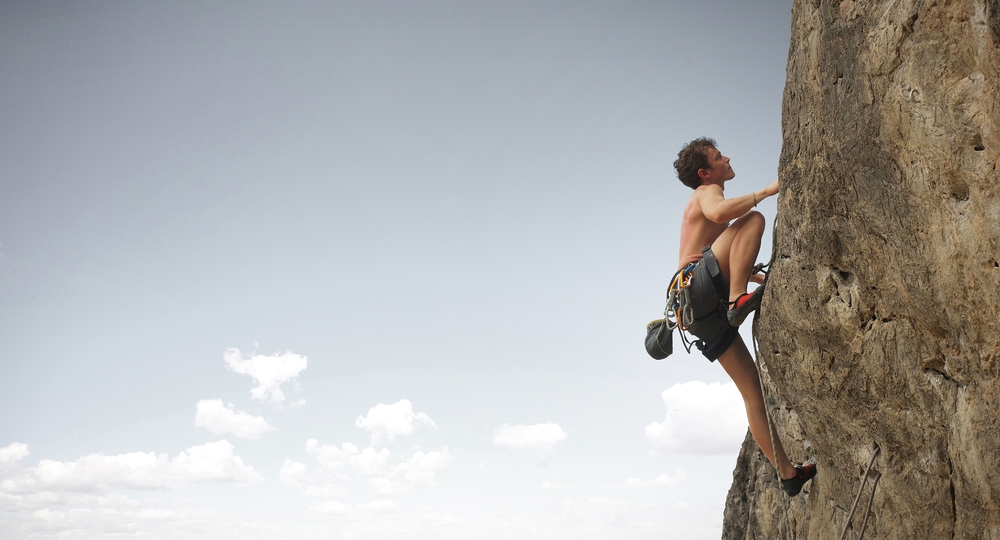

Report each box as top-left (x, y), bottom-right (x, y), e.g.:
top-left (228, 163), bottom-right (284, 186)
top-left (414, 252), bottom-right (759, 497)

top-left (838, 445), bottom-right (881, 540)
top-left (749, 253), bottom-right (784, 495)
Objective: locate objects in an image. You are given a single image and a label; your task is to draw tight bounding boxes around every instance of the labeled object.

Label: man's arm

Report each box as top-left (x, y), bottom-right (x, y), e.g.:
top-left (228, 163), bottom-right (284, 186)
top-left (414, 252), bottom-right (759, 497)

top-left (699, 180), bottom-right (779, 224)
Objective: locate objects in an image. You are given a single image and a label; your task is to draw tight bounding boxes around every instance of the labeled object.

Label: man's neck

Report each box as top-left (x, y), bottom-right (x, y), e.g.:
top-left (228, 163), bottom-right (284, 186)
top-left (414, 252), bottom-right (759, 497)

top-left (701, 178), bottom-right (726, 190)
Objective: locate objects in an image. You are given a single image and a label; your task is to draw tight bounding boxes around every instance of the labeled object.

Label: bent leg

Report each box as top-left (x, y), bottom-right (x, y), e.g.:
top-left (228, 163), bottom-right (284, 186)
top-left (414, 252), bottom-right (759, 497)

top-left (711, 211), bottom-right (765, 304)
top-left (716, 336), bottom-right (796, 480)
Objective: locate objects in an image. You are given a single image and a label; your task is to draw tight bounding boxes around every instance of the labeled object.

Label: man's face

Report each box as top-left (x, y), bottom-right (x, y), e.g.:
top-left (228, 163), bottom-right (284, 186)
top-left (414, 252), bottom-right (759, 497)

top-left (700, 147), bottom-right (735, 183)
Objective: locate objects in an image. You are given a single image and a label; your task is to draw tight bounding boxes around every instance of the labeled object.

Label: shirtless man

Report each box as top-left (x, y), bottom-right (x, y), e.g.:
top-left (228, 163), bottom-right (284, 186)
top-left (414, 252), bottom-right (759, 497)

top-left (673, 137), bottom-right (815, 495)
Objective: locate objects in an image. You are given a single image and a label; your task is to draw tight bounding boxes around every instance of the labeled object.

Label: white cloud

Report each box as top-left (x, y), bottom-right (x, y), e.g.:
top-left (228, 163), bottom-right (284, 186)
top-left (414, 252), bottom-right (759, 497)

top-left (311, 500), bottom-right (349, 514)
top-left (0, 492), bottom-right (296, 539)
top-left (492, 423), bottom-right (567, 453)
top-left (354, 446), bottom-right (394, 477)
top-left (304, 440), bottom-right (392, 478)
top-left (540, 481), bottom-right (572, 491)
top-left (622, 469), bottom-right (688, 489)
top-left (223, 347), bottom-right (307, 404)
top-left (304, 440), bottom-right (356, 476)
top-left (287, 439), bottom-right (452, 500)
top-left (0, 440), bottom-right (262, 494)
top-left (357, 499), bottom-right (396, 513)
top-left (0, 442), bottom-right (30, 465)
top-left (195, 399), bottom-right (274, 439)
top-left (645, 381), bottom-right (747, 455)
top-left (354, 399), bottom-right (435, 442)
top-left (396, 448), bottom-right (452, 485)
top-left (278, 459), bottom-right (308, 488)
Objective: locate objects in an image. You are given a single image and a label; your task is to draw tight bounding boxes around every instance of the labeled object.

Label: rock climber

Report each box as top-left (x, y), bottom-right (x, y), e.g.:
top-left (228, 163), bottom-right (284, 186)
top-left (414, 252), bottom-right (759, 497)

top-left (673, 137), bottom-right (815, 496)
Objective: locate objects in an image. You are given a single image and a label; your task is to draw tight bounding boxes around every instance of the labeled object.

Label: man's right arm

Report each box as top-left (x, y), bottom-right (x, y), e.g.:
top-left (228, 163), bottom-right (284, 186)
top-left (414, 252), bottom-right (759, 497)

top-left (700, 180), bottom-right (779, 224)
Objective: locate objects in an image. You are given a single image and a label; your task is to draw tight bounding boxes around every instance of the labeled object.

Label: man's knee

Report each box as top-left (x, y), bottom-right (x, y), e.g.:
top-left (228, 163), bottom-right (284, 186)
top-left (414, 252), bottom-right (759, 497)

top-left (729, 211), bottom-right (765, 243)
top-left (741, 210), bottom-right (766, 230)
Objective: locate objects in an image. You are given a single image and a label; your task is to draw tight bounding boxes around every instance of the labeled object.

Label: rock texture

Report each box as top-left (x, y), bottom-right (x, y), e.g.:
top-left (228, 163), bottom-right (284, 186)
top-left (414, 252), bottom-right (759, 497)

top-left (723, 0), bottom-right (1000, 538)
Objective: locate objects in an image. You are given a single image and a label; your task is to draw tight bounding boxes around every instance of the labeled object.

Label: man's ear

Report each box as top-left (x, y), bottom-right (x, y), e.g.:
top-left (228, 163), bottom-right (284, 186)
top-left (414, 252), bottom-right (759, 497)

top-left (697, 168), bottom-right (710, 180)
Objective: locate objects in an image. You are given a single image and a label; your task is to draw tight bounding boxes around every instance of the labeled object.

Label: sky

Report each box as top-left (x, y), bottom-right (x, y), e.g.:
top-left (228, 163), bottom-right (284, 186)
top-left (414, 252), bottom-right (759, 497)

top-left (0, 1), bottom-right (793, 538)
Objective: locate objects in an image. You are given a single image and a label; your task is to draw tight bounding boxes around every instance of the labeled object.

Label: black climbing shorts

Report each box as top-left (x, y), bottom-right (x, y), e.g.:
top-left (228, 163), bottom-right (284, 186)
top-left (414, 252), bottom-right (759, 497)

top-left (685, 251), bottom-right (739, 362)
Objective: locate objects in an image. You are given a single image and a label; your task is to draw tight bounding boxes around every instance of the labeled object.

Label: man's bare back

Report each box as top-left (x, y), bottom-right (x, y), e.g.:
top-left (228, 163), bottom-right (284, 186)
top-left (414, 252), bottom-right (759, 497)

top-left (678, 185), bottom-right (730, 268)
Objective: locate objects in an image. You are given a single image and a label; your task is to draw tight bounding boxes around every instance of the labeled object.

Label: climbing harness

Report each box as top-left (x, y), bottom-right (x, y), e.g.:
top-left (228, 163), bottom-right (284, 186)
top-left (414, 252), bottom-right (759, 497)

top-left (838, 445), bottom-right (881, 540)
top-left (644, 261), bottom-right (703, 359)
top-left (674, 246), bottom-right (738, 360)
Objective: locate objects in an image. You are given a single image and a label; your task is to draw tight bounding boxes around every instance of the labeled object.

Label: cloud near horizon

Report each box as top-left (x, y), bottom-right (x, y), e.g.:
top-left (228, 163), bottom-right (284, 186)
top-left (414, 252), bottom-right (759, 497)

top-left (0, 440), bottom-right (262, 494)
top-left (645, 381), bottom-right (747, 455)
top-left (492, 423), bottom-right (567, 453)
top-left (223, 347), bottom-right (307, 404)
top-left (195, 399), bottom-right (275, 439)
top-left (622, 469), bottom-right (688, 489)
top-left (281, 439), bottom-right (453, 498)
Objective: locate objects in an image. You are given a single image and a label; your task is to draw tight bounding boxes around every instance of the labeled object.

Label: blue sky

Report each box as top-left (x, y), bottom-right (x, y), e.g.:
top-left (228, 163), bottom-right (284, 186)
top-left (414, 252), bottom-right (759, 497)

top-left (0, 1), bottom-right (792, 538)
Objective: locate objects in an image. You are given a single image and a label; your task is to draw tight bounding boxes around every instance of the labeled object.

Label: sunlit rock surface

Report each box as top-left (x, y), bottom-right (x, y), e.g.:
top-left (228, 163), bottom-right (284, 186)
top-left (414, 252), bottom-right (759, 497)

top-left (723, 0), bottom-right (1000, 538)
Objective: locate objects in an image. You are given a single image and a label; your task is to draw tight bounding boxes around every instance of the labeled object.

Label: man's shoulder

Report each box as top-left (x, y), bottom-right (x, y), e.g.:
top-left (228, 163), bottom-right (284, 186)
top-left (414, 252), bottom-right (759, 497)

top-left (686, 184), bottom-right (721, 205)
top-left (694, 183), bottom-right (723, 195)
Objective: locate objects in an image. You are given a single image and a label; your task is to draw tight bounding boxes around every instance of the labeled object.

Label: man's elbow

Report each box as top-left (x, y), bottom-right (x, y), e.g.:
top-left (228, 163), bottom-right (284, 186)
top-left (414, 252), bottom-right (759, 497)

top-left (703, 209), bottom-right (730, 224)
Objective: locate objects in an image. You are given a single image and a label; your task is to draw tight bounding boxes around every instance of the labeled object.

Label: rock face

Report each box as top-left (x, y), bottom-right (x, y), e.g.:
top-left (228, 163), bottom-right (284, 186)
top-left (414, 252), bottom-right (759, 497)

top-left (723, 1), bottom-right (1000, 538)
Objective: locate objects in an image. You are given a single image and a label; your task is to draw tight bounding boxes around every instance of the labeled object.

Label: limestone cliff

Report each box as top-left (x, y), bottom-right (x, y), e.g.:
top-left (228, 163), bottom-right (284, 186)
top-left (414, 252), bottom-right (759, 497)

top-left (723, 1), bottom-right (1000, 538)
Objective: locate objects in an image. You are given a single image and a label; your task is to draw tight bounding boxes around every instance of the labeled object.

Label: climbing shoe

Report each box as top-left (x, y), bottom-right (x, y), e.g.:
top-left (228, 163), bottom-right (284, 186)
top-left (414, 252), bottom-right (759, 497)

top-left (727, 286), bottom-right (765, 327)
top-left (780, 463), bottom-right (817, 496)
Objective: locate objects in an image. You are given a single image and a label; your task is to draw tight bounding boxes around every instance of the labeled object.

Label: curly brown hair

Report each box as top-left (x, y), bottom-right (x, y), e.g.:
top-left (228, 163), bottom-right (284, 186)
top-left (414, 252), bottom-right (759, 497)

top-left (673, 137), bottom-right (717, 190)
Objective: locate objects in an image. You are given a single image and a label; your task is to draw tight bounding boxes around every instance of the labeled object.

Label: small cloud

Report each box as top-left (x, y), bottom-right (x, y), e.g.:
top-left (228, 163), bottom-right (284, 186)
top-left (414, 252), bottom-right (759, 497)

top-left (395, 448), bottom-right (452, 486)
top-left (0, 440), bottom-right (262, 494)
top-left (356, 499), bottom-right (396, 513)
top-left (645, 381), bottom-right (746, 455)
top-left (492, 423), bottom-right (567, 453)
top-left (288, 439), bottom-right (452, 499)
top-left (622, 469), bottom-right (687, 489)
top-left (0, 442), bottom-right (30, 465)
top-left (540, 481), bottom-right (572, 491)
top-left (278, 459), bottom-right (308, 488)
top-left (195, 399), bottom-right (274, 439)
top-left (304, 440), bottom-right (391, 477)
top-left (354, 399), bottom-right (435, 443)
top-left (223, 347), bottom-right (307, 404)
top-left (353, 446), bottom-right (394, 477)
top-left (304, 439), bottom-right (356, 476)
